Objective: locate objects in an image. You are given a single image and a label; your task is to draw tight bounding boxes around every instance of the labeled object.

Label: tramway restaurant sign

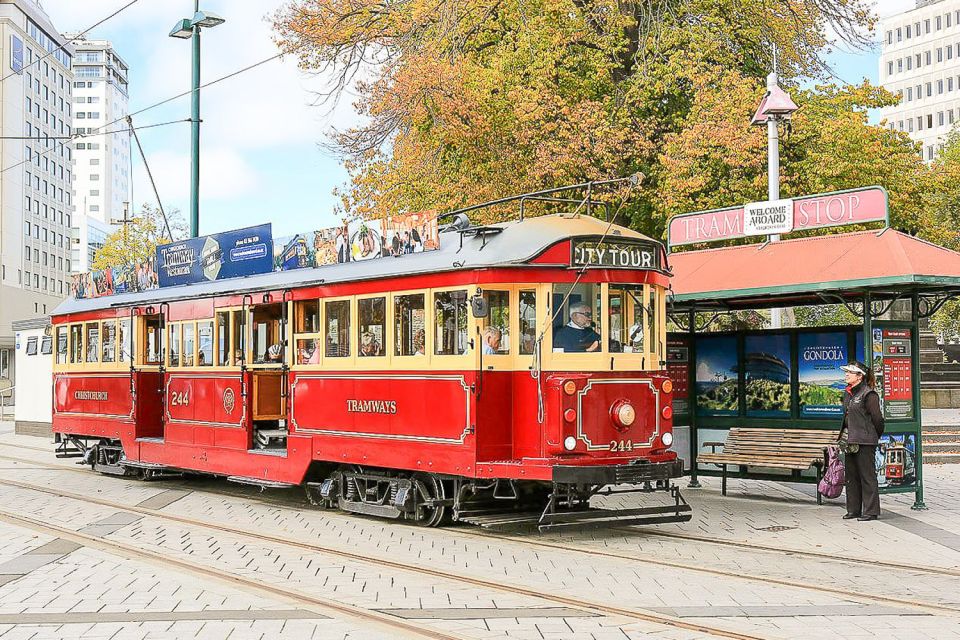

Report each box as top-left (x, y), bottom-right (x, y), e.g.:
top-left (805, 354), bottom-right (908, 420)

top-left (157, 223), bottom-right (274, 288)
top-left (571, 239), bottom-right (662, 270)
top-left (667, 186), bottom-right (888, 248)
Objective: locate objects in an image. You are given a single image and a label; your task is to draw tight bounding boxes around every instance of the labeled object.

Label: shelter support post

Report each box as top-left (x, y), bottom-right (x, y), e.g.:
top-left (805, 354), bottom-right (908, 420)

top-left (687, 308), bottom-right (701, 488)
top-left (911, 291), bottom-right (927, 510)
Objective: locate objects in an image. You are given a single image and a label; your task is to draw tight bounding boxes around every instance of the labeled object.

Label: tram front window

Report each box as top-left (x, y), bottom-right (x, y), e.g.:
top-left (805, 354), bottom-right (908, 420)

top-left (551, 284), bottom-right (601, 353)
top-left (608, 285), bottom-right (646, 353)
top-left (144, 316), bottom-right (162, 365)
top-left (252, 304), bottom-right (283, 364)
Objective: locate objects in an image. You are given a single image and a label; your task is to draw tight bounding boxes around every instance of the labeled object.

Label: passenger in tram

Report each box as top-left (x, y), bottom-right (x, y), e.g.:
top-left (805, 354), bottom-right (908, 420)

top-left (413, 329), bottom-right (425, 355)
top-left (553, 304), bottom-right (600, 352)
top-left (265, 343), bottom-right (283, 362)
top-left (481, 327), bottom-right (502, 355)
top-left (360, 332), bottom-right (382, 357)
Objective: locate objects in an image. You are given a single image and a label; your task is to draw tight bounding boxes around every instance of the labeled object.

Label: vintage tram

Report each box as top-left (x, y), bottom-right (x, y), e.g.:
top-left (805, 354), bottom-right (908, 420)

top-left (50, 198), bottom-right (688, 530)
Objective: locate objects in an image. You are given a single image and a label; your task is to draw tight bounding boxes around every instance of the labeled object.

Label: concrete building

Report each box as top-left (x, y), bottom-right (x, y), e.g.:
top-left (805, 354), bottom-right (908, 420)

top-left (0, 0), bottom-right (75, 403)
top-left (67, 36), bottom-right (130, 273)
top-left (880, 0), bottom-right (960, 161)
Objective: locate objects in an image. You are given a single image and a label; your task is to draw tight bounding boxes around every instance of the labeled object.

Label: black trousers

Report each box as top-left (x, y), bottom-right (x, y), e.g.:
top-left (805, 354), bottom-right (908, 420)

top-left (845, 446), bottom-right (880, 517)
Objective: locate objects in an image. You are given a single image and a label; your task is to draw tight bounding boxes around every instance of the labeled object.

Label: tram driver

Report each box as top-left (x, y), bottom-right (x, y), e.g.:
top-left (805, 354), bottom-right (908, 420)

top-left (553, 303), bottom-right (600, 352)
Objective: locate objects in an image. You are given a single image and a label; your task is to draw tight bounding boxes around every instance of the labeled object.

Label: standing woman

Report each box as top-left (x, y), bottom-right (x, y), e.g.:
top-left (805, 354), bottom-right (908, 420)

top-left (839, 361), bottom-right (885, 521)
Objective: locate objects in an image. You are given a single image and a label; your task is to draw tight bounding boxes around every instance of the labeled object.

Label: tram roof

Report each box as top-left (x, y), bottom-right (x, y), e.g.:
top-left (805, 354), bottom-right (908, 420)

top-left (53, 213), bottom-right (655, 316)
top-left (669, 228), bottom-right (960, 310)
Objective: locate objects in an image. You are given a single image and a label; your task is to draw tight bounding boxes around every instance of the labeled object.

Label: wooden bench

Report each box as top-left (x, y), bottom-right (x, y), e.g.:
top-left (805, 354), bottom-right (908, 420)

top-left (697, 428), bottom-right (838, 504)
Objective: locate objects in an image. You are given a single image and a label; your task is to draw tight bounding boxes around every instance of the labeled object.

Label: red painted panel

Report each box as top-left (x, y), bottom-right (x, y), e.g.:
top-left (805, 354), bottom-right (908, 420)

top-left (165, 374), bottom-right (246, 428)
top-left (291, 372), bottom-right (473, 444)
top-left (475, 372), bottom-right (514, 461)
top-left (54, 373), bottom-right (133, 419)
top-left (134, 371), bottom-right (164, 439)
top-left (529, 241), bottom-right (570, 265)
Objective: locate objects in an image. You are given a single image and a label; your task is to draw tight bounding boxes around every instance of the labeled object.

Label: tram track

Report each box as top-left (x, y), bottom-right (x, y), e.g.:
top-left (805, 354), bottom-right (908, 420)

top-left (1, 442), bottom-right (958, 581)
top-left (0, 460), bottom-right (957, 630)
top-left (0, 474), bottom-right (770, 640)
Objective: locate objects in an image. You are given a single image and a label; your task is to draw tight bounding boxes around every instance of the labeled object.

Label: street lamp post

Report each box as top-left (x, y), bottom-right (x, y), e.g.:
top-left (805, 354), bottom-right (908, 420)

top-left (170, 4), bottom-right (225, 238)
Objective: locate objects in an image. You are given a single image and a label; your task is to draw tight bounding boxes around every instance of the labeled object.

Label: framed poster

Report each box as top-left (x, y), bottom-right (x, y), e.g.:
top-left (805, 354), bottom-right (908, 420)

top-left (798, 331), bottom-right (850, 418)
top-left (666, 337), bottom-right (689, 417)
top-left (744, 333), bottom-right (792, 417)
top-left (877, 433), bottom-right (917, 489)
top-left (695, 335), bottom-right (739, 416)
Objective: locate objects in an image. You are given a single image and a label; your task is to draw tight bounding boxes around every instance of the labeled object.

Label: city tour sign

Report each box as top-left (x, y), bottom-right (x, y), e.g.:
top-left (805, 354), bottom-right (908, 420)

top-left (667, 186), bottom-right (888, 249)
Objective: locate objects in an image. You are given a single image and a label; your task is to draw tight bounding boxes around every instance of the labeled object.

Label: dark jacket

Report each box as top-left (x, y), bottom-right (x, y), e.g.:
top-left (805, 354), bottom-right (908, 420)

top-left (841, 382), bottom-right (884, 445)
top-left (553, 324), bottom-right (601, 352)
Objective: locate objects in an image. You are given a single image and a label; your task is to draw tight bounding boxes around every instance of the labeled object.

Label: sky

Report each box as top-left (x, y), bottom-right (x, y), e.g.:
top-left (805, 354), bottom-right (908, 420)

top-left (37, 0), bottom-right (917, 239)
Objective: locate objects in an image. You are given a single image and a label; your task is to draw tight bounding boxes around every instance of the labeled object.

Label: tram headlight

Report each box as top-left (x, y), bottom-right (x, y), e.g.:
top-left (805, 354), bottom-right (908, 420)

top-left (564, 436), bottom-right (577, 451)
top-left (616, 402), bottom-right (636, 427)
top-left (661, 432), bottom-right (674, 447)
top-left (563, 380), bottom-right (577, 396)
top-left (662, 379), bottom-right (673, 394)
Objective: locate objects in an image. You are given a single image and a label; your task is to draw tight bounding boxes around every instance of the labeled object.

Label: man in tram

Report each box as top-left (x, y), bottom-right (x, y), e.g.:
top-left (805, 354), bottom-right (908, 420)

top-left (553, 303), bottom-right (600, 352)
top-left (481, 327), bottom-right (502, 354)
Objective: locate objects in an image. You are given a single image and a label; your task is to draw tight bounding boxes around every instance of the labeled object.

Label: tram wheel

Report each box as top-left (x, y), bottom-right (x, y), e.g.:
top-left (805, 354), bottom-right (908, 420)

top-left (412, 472), bottom-right (447, 527)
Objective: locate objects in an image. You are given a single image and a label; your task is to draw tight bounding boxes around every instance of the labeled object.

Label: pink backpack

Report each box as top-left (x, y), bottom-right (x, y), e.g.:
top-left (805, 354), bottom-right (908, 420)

top-left (818, 446), bottom-right (845, 499)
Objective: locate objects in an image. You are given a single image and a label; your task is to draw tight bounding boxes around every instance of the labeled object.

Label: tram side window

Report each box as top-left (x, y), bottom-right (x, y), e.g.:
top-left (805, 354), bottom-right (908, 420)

top-left (101, 320), bottom-right (116, 363)
top-left (182, 323), bottom-right (196, 367)
top-left (519, 290), bottom-right (537, 355)
top-left (252, 305), bottom-right (283, 364)
top-left (482, 290), bottom-right (510, 355)
top-left (85, 323), bottom-right (99, 363)
top-left (435, 290), bottom-right (468, 356)
top-left (119, 319), bottom-right (131, 362)
top-left (358, 297), bottom-right (386, 357)
top-left (394, 294), bottom-right (425, 357)
top-left (144, 317), bottom-right (162, 365)
top-left (325, 300), bottom-right (350, 358)
top-left (70, 325), bottom-right (82, 364)
top-left (232, 311), bottom-right (246, 364)
top-left (56, 327), bottom-right (67, 365)
top-left (608, 285), bottom-right (645, 353)
top-left (216, 312), bottom-right (230, 366)
top-left (295, 300), bottom-right (319, 333)
top-left (551, 283), bottom-right (601, 353)
top-left (168, 324), bottom-right (180, 367)
top-left (198, 321), bottom-right (213, 366)
top-left (648, 286), bottom-right (659, 358)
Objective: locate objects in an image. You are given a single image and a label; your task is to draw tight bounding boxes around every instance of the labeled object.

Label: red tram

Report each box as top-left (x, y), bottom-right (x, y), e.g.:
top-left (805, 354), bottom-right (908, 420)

top-left (50, 198), bottom-right (688, 530)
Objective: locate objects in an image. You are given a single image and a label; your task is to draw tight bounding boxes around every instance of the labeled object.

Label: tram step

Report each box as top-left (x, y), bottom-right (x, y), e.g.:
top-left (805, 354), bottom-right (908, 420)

top-left (226, 476), bottom-right (298, 489)
top-left (255, 429), bottom-right (288, 448)
top-left (337, 497), bottom-right (403, 519)
top-left (120, 459), bottom-right (168, 470)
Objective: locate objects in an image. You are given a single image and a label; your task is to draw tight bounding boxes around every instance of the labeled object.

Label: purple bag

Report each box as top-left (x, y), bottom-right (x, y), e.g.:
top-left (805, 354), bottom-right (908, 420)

top-left (818, 445), bottom-right (845, 499)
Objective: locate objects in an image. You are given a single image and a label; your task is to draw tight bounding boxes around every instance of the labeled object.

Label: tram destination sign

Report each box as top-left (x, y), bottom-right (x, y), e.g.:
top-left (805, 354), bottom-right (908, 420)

top-left (668, 186), bottom-right (888, 248)
top-left (571, 239), bottom-right (662, 270)
top-left (157, 223), bottom-right (274, 287)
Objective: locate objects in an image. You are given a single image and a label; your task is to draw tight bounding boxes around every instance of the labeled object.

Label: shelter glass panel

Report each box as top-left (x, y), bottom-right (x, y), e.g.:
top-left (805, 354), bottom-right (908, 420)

top-left (198, 321), bottom-right (213, 367)
top-left (435, 290), bottom-right (468, 356)
top-left (744, 333), bottom-right (792, 417)
top-left (85, 323), bottom-right (99, 363)
top-left (483, 290), bottom-right (510, 354)
top-left (551, 283), bottom-right (601, 353)
top-left (519, 290), bottom-right (537, 355)
top-left (695, 334), bottom-right (739, 416)
top-left (358, 297), bottom-right (386, 357)
top-left (394, 293), bottom-right (425, 357)
top-left (325, 300), bottom-right (350, 358)
top-left (101, 320), bottom-right (116, 363)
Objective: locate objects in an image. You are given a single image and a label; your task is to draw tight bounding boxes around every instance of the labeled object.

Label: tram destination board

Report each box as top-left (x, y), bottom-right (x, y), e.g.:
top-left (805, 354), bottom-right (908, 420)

top-left (571, 238), bottom-right (662, 270)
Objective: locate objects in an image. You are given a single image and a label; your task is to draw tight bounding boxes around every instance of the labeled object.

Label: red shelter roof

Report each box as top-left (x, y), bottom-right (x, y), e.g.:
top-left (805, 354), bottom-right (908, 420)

top-left (669, 229), bottom-right (960, 309)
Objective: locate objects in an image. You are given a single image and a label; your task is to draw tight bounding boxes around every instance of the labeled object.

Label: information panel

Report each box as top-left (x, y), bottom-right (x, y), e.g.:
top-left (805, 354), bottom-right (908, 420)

top-left (875, 327), bottom-right (914, 420)
top-left (666, 338), bottom-right (690, 417)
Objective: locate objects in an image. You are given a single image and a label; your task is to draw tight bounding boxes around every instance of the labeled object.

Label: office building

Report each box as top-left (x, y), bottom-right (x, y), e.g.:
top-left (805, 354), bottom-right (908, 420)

top-left (0, 0), bottom-right (75, 400)
top-left (879, 0), bottom-right (960, 160)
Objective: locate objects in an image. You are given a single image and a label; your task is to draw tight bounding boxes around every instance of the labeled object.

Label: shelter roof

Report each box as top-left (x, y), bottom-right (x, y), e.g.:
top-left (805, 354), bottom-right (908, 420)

top-left (668, 229), bottom-right (960, 310)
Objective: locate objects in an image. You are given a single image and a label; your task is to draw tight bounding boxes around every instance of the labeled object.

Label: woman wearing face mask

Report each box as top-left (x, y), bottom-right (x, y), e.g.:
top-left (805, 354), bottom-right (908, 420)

top-left (838, 360), bottom-right (885, 521)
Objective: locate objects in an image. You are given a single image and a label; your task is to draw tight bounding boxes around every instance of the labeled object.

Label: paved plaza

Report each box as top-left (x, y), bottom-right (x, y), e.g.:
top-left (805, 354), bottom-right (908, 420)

top-left (0, 421), bottom-right (958, 639)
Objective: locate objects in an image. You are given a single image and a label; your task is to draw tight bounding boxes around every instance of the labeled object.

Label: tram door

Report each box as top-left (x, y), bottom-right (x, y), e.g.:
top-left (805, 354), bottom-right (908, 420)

top-left (134, 313), bottom-right (165, 439)
top-left (247, 302), bottom-right (287, 450)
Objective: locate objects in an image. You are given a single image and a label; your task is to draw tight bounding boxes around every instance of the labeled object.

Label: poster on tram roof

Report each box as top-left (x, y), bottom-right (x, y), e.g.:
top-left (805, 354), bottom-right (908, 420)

top-left (157, 223), bottom-right (274, 288)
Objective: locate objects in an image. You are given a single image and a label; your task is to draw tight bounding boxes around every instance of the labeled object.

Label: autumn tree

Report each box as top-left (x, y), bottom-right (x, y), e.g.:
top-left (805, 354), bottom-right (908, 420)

top-left (92, 204), bottom-right (185, 271)
top-left (275, 0), bottom-right (894, 230)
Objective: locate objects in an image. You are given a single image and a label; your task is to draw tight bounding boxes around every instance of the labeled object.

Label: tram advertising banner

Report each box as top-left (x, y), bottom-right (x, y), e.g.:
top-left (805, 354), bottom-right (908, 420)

top-left (744, 334), bottom-right (792, 418)
top-left (876, 327), bottom-right (915, 420)
top-left (666, 337), bottom-right (689, 417)
top-left (157, 224), bottom-right (273, 287)
top-left (695, 335), bottom-right (739, 416)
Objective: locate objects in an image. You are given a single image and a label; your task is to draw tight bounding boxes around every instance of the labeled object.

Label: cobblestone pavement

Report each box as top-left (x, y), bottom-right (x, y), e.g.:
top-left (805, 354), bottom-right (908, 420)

top-left (0, 432), bottom-right (958, 639)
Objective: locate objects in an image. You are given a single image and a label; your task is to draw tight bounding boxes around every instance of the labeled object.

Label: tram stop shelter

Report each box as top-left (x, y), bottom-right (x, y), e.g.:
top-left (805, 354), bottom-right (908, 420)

top-left (665, 187), bottom-right (960, 510)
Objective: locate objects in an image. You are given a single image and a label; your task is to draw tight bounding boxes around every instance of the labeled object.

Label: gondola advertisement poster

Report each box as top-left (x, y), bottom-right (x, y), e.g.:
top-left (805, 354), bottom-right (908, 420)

top-left (157, 223), bottom-right (273, 287)
top-left (876, 433), bottom-right (917, 489)
top-left (744, 334), bottom-right (792, 417)
top-left (695, 335), bottom-right (739, 416)
top-left (666, 337), bottom-right (689, 417)
top-left (798, 332), bottom-right (849, 418)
